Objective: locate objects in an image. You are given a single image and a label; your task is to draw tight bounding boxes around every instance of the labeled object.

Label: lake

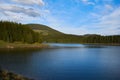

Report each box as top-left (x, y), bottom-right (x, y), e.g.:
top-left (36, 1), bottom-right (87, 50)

top-left (0, 43), bottom-right (120, 80)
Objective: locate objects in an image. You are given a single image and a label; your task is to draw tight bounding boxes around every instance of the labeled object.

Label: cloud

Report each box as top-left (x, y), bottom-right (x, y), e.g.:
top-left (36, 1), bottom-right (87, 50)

top-left (89, 7), bottom-right (120, 35)
top-left (99, 7), bottom-right (120, 27)
top-left (105, 4), bottom-right (113, 10)
top-left (12, 0), bottom-right (45, 6)
top-left (0, 10), bottom-right (41, 23)
top-left (90, 13), bottom-right (101, 18)
top-left (41, 4), bottom-right (120, 35)
top-left (91, 4), bottom-right (114, 20)
top-left (0, 0), bottom-right (48, 23)
top-left (81, 0), bottom-right (95, 5)
top-left (102, 4), bottom-right (114, 14)
top-left (0, 4), bottom-right (40, 17)
top-left (0, 0), bottom-right (119, 35)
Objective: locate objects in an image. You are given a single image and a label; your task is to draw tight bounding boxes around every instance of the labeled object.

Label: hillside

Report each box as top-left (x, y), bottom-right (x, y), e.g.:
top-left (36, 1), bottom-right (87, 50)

top-left (27, 24), bottom-right (70, 43)
top-left (27, 24), bottom-right (120, 44)
top-left (0, 21), bottom-right (120, 44)
top-left (27, 24), bottom-right (64, 36)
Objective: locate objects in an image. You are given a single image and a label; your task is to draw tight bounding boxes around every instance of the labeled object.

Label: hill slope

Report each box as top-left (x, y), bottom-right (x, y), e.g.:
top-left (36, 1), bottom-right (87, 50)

top-left (27, 24), bottom-right (120, 44)
top-left (0, 21), bottom-right (119, 44)
top-left (27, 24), bottom-right (82, 43)
top-left (27, 24), bottom-right (64, 36)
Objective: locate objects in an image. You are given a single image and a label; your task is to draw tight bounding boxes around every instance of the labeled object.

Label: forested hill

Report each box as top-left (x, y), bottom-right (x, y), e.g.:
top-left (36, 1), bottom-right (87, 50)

top-left (0, 21), bottom-right (120, 44)
top-left (0, 21), bottom-right (42, 43)
top-left (27, 24), bottom-right (120, 44)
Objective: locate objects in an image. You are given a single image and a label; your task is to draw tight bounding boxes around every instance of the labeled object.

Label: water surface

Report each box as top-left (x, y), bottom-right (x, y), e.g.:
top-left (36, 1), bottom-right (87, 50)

top-left (0, 43), bottom-right (120, 80)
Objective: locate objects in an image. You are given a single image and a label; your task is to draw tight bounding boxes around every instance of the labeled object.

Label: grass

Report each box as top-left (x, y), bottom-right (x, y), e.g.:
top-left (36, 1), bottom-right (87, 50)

top-left (0, 40), bottom-right (49, 49)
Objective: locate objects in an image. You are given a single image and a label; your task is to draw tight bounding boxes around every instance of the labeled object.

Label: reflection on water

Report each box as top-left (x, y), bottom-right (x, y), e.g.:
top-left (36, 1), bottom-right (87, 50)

top-left (47, 43), bottom-right (85, 48)
top-left (85, 45), bottom-right (106, 48)
top-left (0, 43), bottom-right (120, 80)
top-left (47, 43), bottom-right (106, 48)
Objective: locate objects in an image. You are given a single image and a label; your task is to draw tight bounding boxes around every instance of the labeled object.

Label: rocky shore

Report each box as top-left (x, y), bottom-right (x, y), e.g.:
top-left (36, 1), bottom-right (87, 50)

top-left (0, 69), bottom-right (33, 80)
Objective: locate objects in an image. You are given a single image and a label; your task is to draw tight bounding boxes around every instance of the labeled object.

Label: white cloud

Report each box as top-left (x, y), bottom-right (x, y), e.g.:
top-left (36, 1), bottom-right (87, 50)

top-left (0, 10), bottom-right (41, 23)
top-left (12, 0), bottom-right (45, 6)
top-left (105, 4), bottom-right (113, 10)
top-left (0, 0), bottom-right (48, 23)
top-left (103, 4), bottom-right (114, 14)
top-left (81, 0), bottom-right (95, 5)
top-left (0, 0), bottom-right (119, 35)
top-left (0, 4), bottom-right (40, 17)
top-left (41, 6), bottom-right (120, 35)
top-left (90, 13), bottom-right (101, 18)
top-left (90, 4), bottom-right (114, 18)
top-left (89, 7), bottom-right (120, 35)
top-left (99, 7), bottom-right (120, 25)
top-left (90, 4), bottom-right (115, 22)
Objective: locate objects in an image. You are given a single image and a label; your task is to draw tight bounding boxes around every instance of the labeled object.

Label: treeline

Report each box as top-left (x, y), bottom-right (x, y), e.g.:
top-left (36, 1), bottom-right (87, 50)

top-left (0, 21), bottom-right (41, 43)
top-left (0, 21), bottom-right (120, 44)
top-left (37, 30), bottom-right (120, 44)
top-left (80, 35), bottom-right (120, 44)
top-left (41, 34), bottom-right (120, 44)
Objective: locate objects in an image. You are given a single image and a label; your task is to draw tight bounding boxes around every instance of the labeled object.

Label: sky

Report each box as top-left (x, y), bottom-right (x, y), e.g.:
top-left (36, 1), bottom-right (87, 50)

top-left (0, 0), bottom-right (120, 35)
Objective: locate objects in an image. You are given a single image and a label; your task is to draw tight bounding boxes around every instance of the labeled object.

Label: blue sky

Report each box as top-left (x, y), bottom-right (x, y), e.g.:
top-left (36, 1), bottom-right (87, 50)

top-left (0, 0), bottom-right (120, 35)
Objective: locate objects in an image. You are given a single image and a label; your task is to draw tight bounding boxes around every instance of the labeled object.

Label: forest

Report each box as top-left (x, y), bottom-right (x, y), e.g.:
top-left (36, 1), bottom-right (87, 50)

top-left (0, 21), bottom-right (41, 43)
top-left (0, 21), bottom-right (120, 44)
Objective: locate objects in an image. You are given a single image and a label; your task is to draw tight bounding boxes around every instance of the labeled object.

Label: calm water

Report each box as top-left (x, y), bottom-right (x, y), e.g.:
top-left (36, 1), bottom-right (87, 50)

top-left (0, 43), bottom-right (120, 80)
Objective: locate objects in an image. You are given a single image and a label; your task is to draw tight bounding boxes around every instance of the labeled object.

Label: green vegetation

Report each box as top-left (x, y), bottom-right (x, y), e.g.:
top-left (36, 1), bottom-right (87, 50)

top-left (0, 21), bottom-right (42, 43)
top-left (0, 21), bottom-right (120, 45)
top-left (0, 40), bottom-right (48, 49)
top-left (27, 24), bottom-right (120, 44)
top-left (27, 24), bottom-right (63, 36)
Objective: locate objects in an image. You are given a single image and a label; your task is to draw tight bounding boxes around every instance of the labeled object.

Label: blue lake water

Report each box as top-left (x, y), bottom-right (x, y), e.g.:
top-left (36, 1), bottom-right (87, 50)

top-left (0, 43), bottom-right (120, 80)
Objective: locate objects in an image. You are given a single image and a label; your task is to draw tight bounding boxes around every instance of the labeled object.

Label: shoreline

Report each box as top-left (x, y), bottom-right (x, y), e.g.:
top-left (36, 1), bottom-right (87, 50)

top-left (0, 40), bottom-right (120, 49)
top-left (82, 43), bottom-right (120, 46)
top-left (0, 40), bottom-right (49, 49)
top-left (0, 69), bottom-right (33, 80)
